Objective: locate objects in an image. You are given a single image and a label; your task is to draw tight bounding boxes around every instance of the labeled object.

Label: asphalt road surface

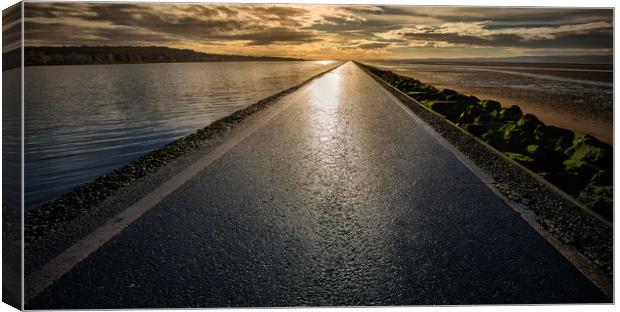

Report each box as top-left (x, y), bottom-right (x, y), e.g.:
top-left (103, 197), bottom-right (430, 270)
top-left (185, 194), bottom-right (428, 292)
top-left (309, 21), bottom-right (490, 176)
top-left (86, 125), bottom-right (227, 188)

top-left (27, 62), bottom-right (608, 308)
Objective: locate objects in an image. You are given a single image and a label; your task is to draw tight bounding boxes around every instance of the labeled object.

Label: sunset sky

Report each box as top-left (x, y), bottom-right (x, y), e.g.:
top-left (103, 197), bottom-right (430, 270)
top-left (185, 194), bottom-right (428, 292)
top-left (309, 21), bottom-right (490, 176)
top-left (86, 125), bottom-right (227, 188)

top-left (21, 3), bottom-right (613, 60)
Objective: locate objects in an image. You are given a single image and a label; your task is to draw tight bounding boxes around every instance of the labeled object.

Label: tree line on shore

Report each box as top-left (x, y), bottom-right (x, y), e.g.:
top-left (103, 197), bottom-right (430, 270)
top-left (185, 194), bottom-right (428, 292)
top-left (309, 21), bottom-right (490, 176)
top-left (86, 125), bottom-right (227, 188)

top-left (3, 46), bottom-right (302, 69)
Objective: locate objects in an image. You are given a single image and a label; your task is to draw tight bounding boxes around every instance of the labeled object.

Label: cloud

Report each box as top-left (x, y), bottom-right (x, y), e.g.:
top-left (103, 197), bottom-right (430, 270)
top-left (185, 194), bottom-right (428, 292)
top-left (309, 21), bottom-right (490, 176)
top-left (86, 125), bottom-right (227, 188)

top-left (376, 21), bottom-right (612, 49)
top-left (213, 28), bottom-right (321, 45)
top-left (339, 39), bottom-right (394, 50)
top-left (21, 3), bottom-right (613, 59)
top-left (2, 3), bottom-right (22, 52)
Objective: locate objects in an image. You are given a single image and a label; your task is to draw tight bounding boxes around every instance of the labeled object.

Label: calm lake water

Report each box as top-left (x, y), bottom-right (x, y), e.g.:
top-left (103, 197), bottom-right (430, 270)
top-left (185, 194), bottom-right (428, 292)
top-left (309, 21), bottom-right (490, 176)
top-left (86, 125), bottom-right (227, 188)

top-left (3, 68), bottom-right (21, 211)
top-left (23, 61), bottom-right (341, 210)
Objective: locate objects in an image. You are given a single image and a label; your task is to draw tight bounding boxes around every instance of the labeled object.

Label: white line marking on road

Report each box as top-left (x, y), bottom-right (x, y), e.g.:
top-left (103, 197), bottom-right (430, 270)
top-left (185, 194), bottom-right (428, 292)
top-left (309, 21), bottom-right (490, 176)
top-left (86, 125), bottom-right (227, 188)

top-left (361, 65), bottom-right (613, 300)
top-left (23, 69), bottom-right (336, 303)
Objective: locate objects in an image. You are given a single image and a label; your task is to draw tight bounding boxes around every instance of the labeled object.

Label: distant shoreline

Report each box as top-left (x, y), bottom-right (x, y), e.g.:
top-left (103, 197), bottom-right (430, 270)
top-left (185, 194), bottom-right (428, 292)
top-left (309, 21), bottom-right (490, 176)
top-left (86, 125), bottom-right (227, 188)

top-left (3, 58), bottom-right (312, 71)
top-left (22, 59), bottom-right (309, 67)
top-left (3, 45), bottom-right (304, 70)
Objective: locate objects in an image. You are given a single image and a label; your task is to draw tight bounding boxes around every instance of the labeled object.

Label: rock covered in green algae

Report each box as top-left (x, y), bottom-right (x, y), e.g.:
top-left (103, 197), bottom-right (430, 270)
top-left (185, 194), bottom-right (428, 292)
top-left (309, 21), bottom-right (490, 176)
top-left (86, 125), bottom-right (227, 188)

top-left (591, 170), bottom-right (613, 185)
top-left (562, 158), bottom-right (601, 190)
top-left (499, 105), bottom-right (523, 121)
top-left (516, 114), bottom-right (544, 132)
top-left (437, 89), bottom-right (472, 102)
top-left (576, 169), bottom-right (613, 219)
top-left (498, 123), bottom-right (535, 152)
top-left (407, 86), bottom-right (439, 101)
top-left (526, 144), bottom-right (567, 173)
top-left (505, 152), bottom-right (537, 167)
top-left (565, 135), bottom-right (612, 169)
top-left (456, 112), bottom-right (474, 125)
top-left (534, 125), bottom-right (575, 152)
top-left (480, 99), bottom-right (501, 111)
top-left (456, 104), bottom-right (483, 125)
top-left (481, 131), bottom-right (506, 150)
top-left (428, 101), bottom-right (468, 122)
top-left (578, 183), bottom-right (613, 220)
top-left (474, 113), bottom-right (502, 131)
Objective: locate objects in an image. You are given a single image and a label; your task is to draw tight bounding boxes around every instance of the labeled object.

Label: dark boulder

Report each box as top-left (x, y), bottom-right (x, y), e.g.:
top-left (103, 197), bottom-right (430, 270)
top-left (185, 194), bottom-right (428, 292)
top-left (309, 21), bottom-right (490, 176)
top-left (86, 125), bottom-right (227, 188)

top-left (461, 123), bottom-right (489, 138)
top-left (456, 104), bottom-right (484, 125)
top-left (578, 183), bottom-right (613, 220)
top-left (429, 101), bottom-right (468, 123)
top-left (543, 171), bottom-right (588, 196)
top-left (456, 112), bottom-right (474, 125)
top-left (481, 130), bottom-right (507, 151)
top-left (562, 158), bottom-right (600, 192)
top-left (468, 95), bottom-right (480, 103)
top-left (438, 89), bottom-right (463, 101)
top-left (564, 158), bottom-right (599, 178)
top-left (499, 105), bottom-right (523, 121)
top-left (526, 144), bottom-right (567, 173)
top-left (479, 99), bottom-right (501, 112)
top-left (467, 104), bottom-right (484, 115)
top-left (591, 170), bottom-right (613, 185)
top-left (435, 89), bottom-right (477, 103)
top-left (534, 125), bottom-right (575, 152)
top-left (475, 113), bottom-right (502, 131)
top-left (499, 123), bottom-right (534, 153)
top-left (415, 85), bottom-right (441, 101)
top-left (516, 114), bottom-right (544, 132)
top-left (565, 135), bottom-right (612, 170)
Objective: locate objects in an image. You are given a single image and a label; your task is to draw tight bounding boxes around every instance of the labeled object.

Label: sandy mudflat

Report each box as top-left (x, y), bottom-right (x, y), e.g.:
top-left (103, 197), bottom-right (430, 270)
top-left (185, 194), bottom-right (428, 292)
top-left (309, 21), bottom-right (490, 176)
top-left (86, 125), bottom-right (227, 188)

top-left (394, 69), bottom-right (613, 145)
top-left (431, 83), bottom-right (612, 144)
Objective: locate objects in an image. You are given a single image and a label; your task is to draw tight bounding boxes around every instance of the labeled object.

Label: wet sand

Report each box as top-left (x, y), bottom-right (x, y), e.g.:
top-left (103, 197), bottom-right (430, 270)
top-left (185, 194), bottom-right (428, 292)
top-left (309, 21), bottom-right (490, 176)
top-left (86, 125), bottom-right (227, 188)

top-left (394, 69), bottom-right (613, 145)
top-left (449, 87), bottom-right (612, 144)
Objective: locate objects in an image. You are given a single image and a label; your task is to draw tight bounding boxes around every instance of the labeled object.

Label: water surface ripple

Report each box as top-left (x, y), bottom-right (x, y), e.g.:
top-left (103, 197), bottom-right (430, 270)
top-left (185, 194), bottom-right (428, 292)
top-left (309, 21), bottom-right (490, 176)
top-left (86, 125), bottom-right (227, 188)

top-left (24, 61), bottom-right (341, 210)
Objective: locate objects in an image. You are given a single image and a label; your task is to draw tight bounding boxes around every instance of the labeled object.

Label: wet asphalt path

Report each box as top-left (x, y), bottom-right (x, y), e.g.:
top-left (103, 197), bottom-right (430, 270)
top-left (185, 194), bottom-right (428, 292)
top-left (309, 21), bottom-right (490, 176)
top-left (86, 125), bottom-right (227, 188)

top-left (27, 62), bottom-right (607, 308)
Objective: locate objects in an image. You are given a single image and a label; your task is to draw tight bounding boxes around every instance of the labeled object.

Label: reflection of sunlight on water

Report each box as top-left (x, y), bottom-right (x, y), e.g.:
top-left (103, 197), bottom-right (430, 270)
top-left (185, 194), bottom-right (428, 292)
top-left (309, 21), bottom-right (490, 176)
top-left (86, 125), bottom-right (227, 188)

top-left (313, 60), bottom-right (336, 65)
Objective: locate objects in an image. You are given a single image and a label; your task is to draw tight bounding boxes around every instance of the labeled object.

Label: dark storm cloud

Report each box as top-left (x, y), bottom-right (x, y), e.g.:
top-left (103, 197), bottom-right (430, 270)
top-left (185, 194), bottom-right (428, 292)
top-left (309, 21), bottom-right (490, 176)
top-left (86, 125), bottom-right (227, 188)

top-left (356, 42), bottom-right (392, 49)
top-left (3, 3), bottom-right (21, 23)
top-left (3, 3), bottom-right (22, 52)
top-left (401, 30), bottom-right (613, 49)
top-left (23, 3), bottom-right (322, 46)
top-left (24, 21), bottom-right (175, 46)
top-left (86, 4), bottom-right (245, 36)
top-left (216, 28), bottom-right (320, 45)
top-left (392, 19), bottom-right (613, 50)
top-left (249, 6), bottom-right (309, 27)
top-left (308, 17), bottom-right (398, 35)
top-left (338, 39), bottom-right (403, 51)
top-left (362, 6), bottom-right (612, 24)
top-left (3, 22), bottom-right (22, 46)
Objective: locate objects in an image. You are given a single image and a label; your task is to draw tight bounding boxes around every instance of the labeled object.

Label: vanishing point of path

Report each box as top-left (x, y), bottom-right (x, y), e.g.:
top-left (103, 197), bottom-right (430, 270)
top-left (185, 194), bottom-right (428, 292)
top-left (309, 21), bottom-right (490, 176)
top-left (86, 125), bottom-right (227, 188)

top-left (27, 62), bottom-right (608, 308)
